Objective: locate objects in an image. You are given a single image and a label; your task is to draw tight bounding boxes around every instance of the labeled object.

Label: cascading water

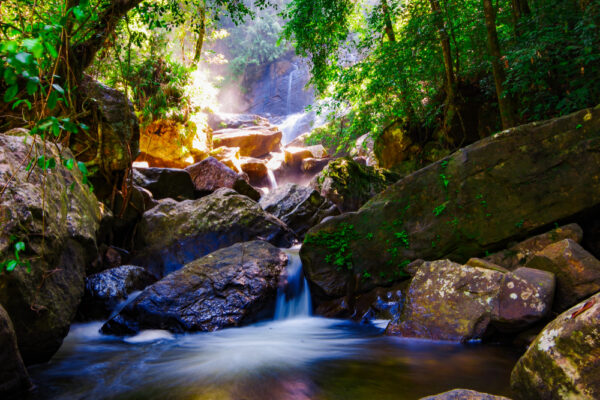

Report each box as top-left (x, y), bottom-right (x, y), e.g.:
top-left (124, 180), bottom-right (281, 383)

top-left (267, 169), bottom-right (278, 190)
top-left (286, 63), bottom-right (299, 115)
top-left (274, 248), bottom-right (311, 320)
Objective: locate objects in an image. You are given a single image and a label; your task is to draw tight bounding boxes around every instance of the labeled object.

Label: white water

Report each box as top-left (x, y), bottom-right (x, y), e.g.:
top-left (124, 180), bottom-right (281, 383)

top-left (267, 169), bottom-right (278, 190)
top-left (274, 248), bottom-right (311, 320)
top-left (286, 64), bottom-right (299, 115)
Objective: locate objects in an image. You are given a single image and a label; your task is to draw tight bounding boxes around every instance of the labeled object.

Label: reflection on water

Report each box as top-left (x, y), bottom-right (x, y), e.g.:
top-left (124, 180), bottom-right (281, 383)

top-left (28, 318), bottom-right (519, 400)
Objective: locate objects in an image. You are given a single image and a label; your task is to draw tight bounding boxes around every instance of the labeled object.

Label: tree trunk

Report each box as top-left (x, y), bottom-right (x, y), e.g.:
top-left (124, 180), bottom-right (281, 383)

top-left (381, 0), bottom-right (396, 42)
top-left (482, 0), bottom-right (517, 130)
top-left (510, 0), bottom-right (531, 35)
top-left (429, 0), bottom-right (457, 141)
top-left (193, 5), bottom-right (207, 62)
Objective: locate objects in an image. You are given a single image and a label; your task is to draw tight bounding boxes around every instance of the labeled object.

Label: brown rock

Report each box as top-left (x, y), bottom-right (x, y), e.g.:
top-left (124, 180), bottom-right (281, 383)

top-left (213, 127), bottom-right (282, 158)
top-left (420, 389), bottom-right (511, 400)
top-left (185, 157), bottom-right (259, 201)
top-left (210, 146), bottom-right (242, 172)
top-left (240, 157), bottom-right (269, 184)
top-left (301, 158), bottom-right (333, 175)
top-left (525, 239), bottom-right (600, 311)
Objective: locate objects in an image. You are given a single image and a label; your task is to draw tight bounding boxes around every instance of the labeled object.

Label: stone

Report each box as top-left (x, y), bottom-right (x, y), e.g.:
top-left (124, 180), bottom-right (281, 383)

top-left (185, 157), bottom-right (260, 201)
top-left (0, 305), bottom-right (31, 398)
top-left (525, 239), bottom-right (600, 311)
top-left (207, 112), bottom-right (269, 130)
top-left (309, 157), bottom-right (400, 213)
top-left (419, 389), bottom-right (511, 400)
top-left (385, 260), bottom-right (554, 342)
top-left (259, 183), bottom-right (339, 237)
top-left (133, 167), bottom-right (195, 200)
top-left (213, 127), bottom-right (282, 158)
top-left (485, 223), bottom-right (583, 270)
top-left (210, 146), bottom-right (242, 172)
top-left (284, 145), bottom-right (328, 169)
top-left (510, 291), bottom-right (600, 400)
top-left (132, 188), bottom-right (295, 276)
top-left (302, 106), bottom-right (600, 301)
top-left (239, 157), bottom-right (269, 185)
top-left (102, 241), bottom-right (287, 334)
top-left (72, 74), bottom-right (140, 176)
top-left (373, 122), bottom-right (413, 169)
top-left (301, 158), bottom-right (332, 175)
top-left (78, 265), bottom-right (157, 321)
top-left (0, 134), bottom-right (100, 364)
top-left (350, 134), bottom-right (377, 166)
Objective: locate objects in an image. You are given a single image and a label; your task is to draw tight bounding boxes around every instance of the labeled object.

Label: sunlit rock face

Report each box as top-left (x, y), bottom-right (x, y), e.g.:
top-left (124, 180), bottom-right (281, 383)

top-left (511, 291), bottom-right (600, 400)
top-left (385, 260), bottom-right (554, 342)
top-left (0, 134), bottom-right (101, 364)
top-left (102, 241), bottom-right (288, 335)
top-left (185, 157), bottom-right (260, 201)
top-left (301, 106), bottom-right (600, 301)
top-left (131, 188), bottom-right (295, 277)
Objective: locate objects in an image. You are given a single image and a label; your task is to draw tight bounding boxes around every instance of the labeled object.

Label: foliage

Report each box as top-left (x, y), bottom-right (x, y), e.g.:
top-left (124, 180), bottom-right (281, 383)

top-left (304, 223), bottom-right (360, 270)
top-left (0, 238), bottom-right (30, 274)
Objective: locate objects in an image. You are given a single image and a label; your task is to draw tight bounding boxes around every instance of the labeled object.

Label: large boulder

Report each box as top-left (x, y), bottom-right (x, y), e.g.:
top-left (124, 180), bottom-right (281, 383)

top-left (207, 112), bottom-right (269, 130)
top-left (510, 291), bottom-right (600, 399)
top-left (0, 305), bottom-right (31, 398)
top-left (133, 167), bottom-right (195, 200)
top-left (73, 74), bottom-right (140, 176)
top-left (484, 223), bottom-right (583, 270)
top-left (385, 260), bottom-right (554, 342)
top-left (309, 157), bottom-right (400, 213)
top-left (259, 183), bottom-right (339, 237)
top-left (525, 239), bottom-right (600, 312)
top-left (213, 127), bottom-right (282, 158)
top-left (185, 157), bottom-right (260, 201)
top-left (350, 133), bottom-right (377, 166)
top-left (132, 188), bottom-right (295, 276)
top-left (78, 265), bottom-right (157, 321)
top-left (373, 122), bottom-right (414, 169)
top-left (419, 390), bottom-right (511, 400)
top-left (302, 106), bottom-right (600, 301)
top-left (0, 134), bottom-right (100, 364)
top-left (102, 241), bottom-right (287, 334)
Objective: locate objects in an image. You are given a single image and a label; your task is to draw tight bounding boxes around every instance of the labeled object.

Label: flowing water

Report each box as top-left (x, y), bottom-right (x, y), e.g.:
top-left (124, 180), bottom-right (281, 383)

top-left (27, 249), bottom-right (520, 400)
top-left (267, 169), bottom-right (278, 190)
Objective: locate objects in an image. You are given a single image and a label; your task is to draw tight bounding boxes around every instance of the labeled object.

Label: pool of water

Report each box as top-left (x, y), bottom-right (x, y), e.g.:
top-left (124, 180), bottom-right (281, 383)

top-left (28, 317), bottom-right (520, 400)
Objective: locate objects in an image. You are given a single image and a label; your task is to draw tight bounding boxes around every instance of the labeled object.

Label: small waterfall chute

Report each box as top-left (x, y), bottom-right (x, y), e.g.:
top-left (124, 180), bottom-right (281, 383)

top-left (286, 63), bottom-right (299, 115)
top-left (275, 249), bottom-right (312, 320)
top-left (267, 169), bottom-right (278, 190)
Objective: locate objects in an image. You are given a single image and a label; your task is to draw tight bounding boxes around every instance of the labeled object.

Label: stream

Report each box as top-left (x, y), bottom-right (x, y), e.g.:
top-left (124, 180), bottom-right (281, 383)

top-left (27, 250), bottom-right (520, 400)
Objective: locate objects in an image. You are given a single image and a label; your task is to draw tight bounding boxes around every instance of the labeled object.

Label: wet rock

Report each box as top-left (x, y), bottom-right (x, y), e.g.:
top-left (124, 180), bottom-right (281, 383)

top-left (207, 113), bottom-right (269, 130)
top-left (0, 305), bottom-right (31, 398)
top-left (259, 183), bottom-right (339, 237)
top-left (0, 134), bottom-right (100, 364)
top-left (240, 157), bottom-right (269, 185)
top-left (302, 106), bottom-right (600, 301)
top-left (102, 241), bottom-right (287, 334)
top-left (133, 167), bottom-right (195, 200)
top-left (419, 389), bottom-right (511, 400)
top-left (213, 127), bottom-right (282, 158)
top-left (284, 145), bottom-right (328, 169)
top-left (132, 188), bottom-right (295, 276)
top-left (484, 223), bottom-right (583, 270)
top-left (309, 157), bottom-right (400, 213)
top-left (525, 239), bottom-right (600, 311)
top-left (78, 265), bottom-right (157, 321)
top-left (385, 260), bottom-right (554, 342)
top-left (72, 75), bottom-right (140, 176)
top-left (350, 134), bottom-right (377, 166)
top-left (185, 157), bottom-right (260, 201)
top-left (301, 157), bottom-right (333, 175)
top-left (209, 146), bottom-right (242, 172)
top-left (510, 292), bottom-right (600, 400)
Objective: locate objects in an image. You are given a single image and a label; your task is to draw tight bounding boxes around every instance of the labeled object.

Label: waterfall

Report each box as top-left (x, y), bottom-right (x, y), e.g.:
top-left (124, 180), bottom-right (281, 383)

top-left (274, 249), bottom-right (312, 320)
top-left (286, 64), bottom-right (299, 115)
top-left (267, 169), bottom-right (278, 190)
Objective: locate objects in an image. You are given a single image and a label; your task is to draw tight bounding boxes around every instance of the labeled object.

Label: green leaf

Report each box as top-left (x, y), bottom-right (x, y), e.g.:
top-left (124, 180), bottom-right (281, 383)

top-left (44, 42), bottom-right (59, 59)
top-left (72, 6), bottom-right (86, 21)
top-left (14, 241), bottom-right (25, 252)
top-left (6, 260), bottom-right (18, 272)
top-left (77, 161), bottom-right (88, 175)
top-left (23, 38), bottom-right (44, 59)
top-left (64, 158), bottom-right (75, 170)
top-left (47, 91), bottom-right (58, 110)
top-left (4, 68), bottom-right (17, 85)
top-left (1, 40), bottom-right (18, 53)
top-left (12, 99), bottom-right (32, 110)
top-left (4, 84), bottom-right (19, 102)
top-left (46, 157), bottom-right (56, 169)
top-left (15, 52), bottom-right (33, 65)
top-left (26, 79), bottom-right (38, 95)
top-left (52, 83), bottom-right (65, 94)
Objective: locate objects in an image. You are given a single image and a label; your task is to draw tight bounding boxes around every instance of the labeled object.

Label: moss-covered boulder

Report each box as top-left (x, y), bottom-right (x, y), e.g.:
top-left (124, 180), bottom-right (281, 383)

top-left (132, 188), bottom-right (295, 276)
top-left (525, 239), bottom-right (600, 312)
top-left (385, 260), bottom-right (554, 342)
top-left (102, 241), bottom-right (287, 334)
top-left (0, 134), bottom-right (101, 364)
top-left (302, 106), bottom-right (600, 301)
top-left (309, 157), bottom-right (400, 212)
top-left (510, 291), bottom-right (600, 400)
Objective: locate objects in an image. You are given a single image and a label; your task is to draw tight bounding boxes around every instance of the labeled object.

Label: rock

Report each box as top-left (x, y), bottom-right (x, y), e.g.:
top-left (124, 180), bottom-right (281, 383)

top-left (133, 167), bottom-right (195, 200)
top-left (419, 389), bottom-right (511, 400)
top-left (525, 239), bottom-right (600, 311)
top-left (485, 223), bottom-right (583, 270)
top-left (102, 241), bottom-right (287, 334)
top-left (510, 292), bottom-right (600, 400)
top-left (213, 127), bottom-right (282, 158)
top-left (132, 188), bottom-right (295, 276)
top-left (284, 145), bottom-right (328, 169)
top-left (301, 157), bottom-right (332, 175)
top-left (465, 258), bottom-right (510, 273)
top-left (0, 134), bottom-right (100, 364)
top-left (288, 132), bottom-right (310, 148)
top-left (309, 157), bottom-right (400, 213)
top-left (207, 113), bottom-right (269, 130)
top-left (78, 266), bottom-right (157, 321)
top-left (259, 183), bottom-right (339, 237)
top-left (185, 157), bottom-right (260, 201)
top-left (373, 122), bottom-right (413, 169)
top-left (72, 74), bottom-right (140, 176)
top-left (302, 106), bottom-right (600, 301)
top-left (239, 157), bottom-right (269, 185)
top-left (385, 260), bottom-right (554, 342)
top-left (350, 134), bottom-right (377, 166)
top-left (209, 146), bottom-right (242, 172)
top-left (0, 305), bottom-right (31, 398)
